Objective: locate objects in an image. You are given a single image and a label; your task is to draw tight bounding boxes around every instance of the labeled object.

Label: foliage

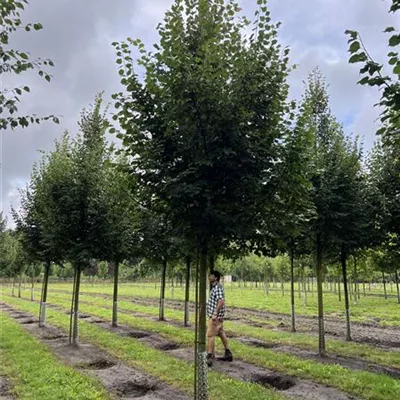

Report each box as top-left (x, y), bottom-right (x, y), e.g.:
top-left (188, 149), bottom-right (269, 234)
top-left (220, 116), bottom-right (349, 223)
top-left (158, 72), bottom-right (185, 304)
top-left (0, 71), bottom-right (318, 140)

top-left (0, 0), bottom-right (58, 129)
top-left (345, 0), bottom-right (400, 141)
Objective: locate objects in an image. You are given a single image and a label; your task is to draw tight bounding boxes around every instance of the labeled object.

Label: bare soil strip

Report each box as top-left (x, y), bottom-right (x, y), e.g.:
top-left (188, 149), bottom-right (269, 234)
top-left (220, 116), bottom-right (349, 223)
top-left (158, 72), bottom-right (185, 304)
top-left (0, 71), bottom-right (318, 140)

top-left (0, 303), bottom-right (189, 400)
top-left (0, 375), bottom-right (14, 400)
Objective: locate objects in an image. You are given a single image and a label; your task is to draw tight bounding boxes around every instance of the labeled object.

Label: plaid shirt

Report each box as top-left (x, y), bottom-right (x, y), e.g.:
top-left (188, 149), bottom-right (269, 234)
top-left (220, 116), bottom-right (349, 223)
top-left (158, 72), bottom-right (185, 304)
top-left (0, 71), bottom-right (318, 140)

top-left (207, 282), bottom-right (225, 319)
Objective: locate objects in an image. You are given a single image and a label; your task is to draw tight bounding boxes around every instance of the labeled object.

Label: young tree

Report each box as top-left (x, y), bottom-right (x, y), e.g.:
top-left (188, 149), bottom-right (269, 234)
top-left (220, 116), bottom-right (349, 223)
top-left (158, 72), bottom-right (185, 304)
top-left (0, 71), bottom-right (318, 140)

top-left (112, 0), bottom-right (292, 395)
top-left (300, 70), bottom-right (351, 355)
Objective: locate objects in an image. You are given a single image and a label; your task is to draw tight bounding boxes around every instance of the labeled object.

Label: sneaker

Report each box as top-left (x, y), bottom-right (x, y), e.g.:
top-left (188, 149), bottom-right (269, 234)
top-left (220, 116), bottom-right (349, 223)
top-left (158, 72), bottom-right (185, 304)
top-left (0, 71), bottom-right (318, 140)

top-left (219, 349), bottom-right (233, 362)
top-left (206, 353), bottom-right (213, 367)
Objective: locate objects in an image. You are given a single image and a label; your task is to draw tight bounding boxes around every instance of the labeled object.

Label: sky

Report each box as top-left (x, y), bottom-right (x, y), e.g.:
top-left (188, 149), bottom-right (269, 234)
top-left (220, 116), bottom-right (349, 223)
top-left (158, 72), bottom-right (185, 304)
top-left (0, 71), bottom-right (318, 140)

top-left (1, 0), bottom-right (398, 226)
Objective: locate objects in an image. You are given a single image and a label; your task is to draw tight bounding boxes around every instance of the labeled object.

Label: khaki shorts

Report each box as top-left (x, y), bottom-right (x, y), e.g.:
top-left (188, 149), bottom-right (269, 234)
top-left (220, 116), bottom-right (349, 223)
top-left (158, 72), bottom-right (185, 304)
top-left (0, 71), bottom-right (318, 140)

top-left (207, 318), bottom-right (224, 337)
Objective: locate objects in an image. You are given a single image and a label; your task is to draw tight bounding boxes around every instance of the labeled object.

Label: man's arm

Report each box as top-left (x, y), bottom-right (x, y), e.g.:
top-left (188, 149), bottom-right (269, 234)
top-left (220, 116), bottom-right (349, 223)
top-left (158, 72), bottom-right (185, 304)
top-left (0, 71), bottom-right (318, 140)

top-left (212, 299), bottom-right (225, 320)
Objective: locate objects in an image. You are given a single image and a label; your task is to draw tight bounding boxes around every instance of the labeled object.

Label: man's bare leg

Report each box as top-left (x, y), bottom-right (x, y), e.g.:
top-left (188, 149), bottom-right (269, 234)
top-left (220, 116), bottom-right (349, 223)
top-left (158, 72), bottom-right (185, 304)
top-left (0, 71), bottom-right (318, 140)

top-left (207, 335), bottom-right (215, 356)
top-left (218, 329), bottom-right (229, 350)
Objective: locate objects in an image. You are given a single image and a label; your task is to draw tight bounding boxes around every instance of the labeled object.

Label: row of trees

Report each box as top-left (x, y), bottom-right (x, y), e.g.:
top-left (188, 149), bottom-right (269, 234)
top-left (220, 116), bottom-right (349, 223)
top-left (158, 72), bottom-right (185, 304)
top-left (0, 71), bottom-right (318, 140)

top-left (1, 0), bottom-right (399, 398)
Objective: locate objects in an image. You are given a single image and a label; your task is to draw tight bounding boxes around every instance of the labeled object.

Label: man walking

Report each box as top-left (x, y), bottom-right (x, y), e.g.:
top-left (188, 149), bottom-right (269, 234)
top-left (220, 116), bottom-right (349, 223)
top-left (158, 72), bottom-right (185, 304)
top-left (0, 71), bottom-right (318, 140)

top-left (206, 270), bottom-right (233, 367)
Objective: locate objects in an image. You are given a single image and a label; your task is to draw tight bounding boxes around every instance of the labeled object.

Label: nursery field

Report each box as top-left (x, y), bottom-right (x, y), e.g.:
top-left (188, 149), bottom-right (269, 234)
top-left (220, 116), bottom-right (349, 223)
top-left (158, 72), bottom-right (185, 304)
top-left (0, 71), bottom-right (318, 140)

top-left (1, 281), bottom-right (400, 400)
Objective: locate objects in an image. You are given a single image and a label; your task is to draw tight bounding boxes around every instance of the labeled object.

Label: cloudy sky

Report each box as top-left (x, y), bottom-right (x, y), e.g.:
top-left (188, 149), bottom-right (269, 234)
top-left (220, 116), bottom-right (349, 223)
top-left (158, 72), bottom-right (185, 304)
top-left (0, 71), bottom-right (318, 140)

top-left (1, 0), bottom-right (397, 226)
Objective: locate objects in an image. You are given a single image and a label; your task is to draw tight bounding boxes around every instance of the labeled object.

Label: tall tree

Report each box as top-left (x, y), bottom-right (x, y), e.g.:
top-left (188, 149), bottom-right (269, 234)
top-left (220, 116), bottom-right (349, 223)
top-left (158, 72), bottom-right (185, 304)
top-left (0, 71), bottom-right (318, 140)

top-left (300, 70), bottom-right (349, 356)
top-left (112, 0), bottom-right (291, 396)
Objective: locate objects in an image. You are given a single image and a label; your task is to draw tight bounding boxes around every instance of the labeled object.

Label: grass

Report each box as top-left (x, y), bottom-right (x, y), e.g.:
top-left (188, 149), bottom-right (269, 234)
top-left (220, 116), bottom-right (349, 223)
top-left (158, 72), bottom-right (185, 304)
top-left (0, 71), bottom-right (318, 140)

top-left (0, 311), bottom-right (109, 400)
top-left (4, 292), bottom-right (400, 400)
top-left (1, 295), bottom-right (285, 400)
top-left (41, 289), bottom-right (400, 369)
top-left (33, 281), bottom-right (400, 327)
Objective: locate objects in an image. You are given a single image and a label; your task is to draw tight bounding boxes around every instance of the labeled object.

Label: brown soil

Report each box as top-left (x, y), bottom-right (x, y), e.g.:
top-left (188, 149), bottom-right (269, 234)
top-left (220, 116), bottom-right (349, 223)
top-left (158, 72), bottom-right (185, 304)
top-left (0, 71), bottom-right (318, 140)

top-left (0, 375), bottom-right (14, 400)
top-left (0, 303), bottom-right (189, 400)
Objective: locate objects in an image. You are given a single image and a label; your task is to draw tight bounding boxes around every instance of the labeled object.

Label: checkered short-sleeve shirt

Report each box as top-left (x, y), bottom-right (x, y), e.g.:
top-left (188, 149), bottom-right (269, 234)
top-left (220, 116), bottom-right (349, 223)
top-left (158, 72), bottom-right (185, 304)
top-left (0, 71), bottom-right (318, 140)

top-left (207, 283), bottom-right (225, 319)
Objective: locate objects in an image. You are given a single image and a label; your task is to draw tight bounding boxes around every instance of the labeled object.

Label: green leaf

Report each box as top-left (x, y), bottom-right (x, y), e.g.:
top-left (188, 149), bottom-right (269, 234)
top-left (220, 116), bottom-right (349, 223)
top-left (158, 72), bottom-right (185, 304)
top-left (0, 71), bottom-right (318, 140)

top-left (20, 52), bottom-right (28, 60)
top-left (349, 52), bottom-right (368, 63)
top-left (389, 34), bottom-right (400, 47)
top-left (384, 27), bottom-right (396, 33)
top-left (393, 64), bottom-right (400, 75)
top-left (344, 30), bottom-right (358, 40)
top-left (349, 41), bottom-right (360, 53)
top-left (33, 23), bottom-right (43, 30)
top-left (23, 86), bottom-right (30, 92)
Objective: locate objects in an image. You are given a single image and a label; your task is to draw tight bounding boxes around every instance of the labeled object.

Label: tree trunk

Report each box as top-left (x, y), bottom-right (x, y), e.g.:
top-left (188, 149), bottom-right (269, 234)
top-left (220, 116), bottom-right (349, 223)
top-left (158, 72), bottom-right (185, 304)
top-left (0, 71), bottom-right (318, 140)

top-left (395, 270), bottom-right (400, 304)
top-left (338, 274), bottom-right (341, 302)
top-left (196, 245), bottom-right (208, 400)
top-left (290, 245), bottom-right (296, 333)
top-left (316, 235), bottom-right (326, 356)
top-left (382, 272), bottom-right (387, 300)
top-left (281, 279), bottom-right (284, 297)
top-left (298, 277), bottom-right (301, 299)
top-left (353, 256), bottom-right (357, 305)
top-left (71, 265), bottom-right (81, 346)
top-left (159, 259), bottom-right (167, 321)
top-left (39, 262), bottom-right (50, 327)
top-left (18, 273), bottom-right (22, 298)
top-left (363, 282), bottom-right (366, 297)
top-left (341, 245), bottom-right (351, 341)
top-left (31, 267), bottom-right (35, 301)
top-left (112, 261), bottom-right (119, 327)
top-left (184, 256), bottom-right (191, 327)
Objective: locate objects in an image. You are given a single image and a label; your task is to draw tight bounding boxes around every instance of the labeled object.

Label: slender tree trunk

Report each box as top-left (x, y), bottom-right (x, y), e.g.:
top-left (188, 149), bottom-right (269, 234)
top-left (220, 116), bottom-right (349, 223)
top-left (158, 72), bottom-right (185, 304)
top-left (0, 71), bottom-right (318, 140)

top-left (196, 244), bottom-right (208, 400)
top-left (18, 273), bottom-right (22, 298)
top-left (71, 265), bottom-right (81, 346)
top-left (184, 256), bottom-right (191, 327)
top-left (290, 245), bottom-right (296, 333)
top-left (112, 261), bottom-right (119, 327)
top-left (338, 274), bottom-right (341, 302)
top-left (363, 281), bottom-right (366, 297)
top-left (353, 256), bottom-right (357, 305)
top-left (194, 250), bottom-right (199, 400)
top-left (39, 262), bottom-right (50, 327)
top-left (316, 235), bottom-right (326, 356)
top-left (159, 259), bottom-right (167, 321)
top-left (12, 277), bottom-right (15, 297)
top-left (382, 272), bottom-right (387, 300)
top-left (298, 277), bottom-right (301, 299)
top-left (395, 270), bottom-right (400, 304)
top-left (341, 245), bottom-right (352, 341)
top-left (31, 267), bottom-right (35, 301)
top-left (281, 279), bottom-right (284, 296)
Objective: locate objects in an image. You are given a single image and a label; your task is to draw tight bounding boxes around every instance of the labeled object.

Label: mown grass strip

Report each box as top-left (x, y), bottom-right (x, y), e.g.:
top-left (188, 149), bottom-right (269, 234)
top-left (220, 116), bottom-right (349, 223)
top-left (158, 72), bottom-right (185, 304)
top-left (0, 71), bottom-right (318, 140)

top-left (0, 311), bottom-right (109, 400)
top-left (2, 296), bottom-right (285, 400)
top-left (5, 292), bottom-right (400, 400)
top-left (46, 289), bottom-right (400, 370)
